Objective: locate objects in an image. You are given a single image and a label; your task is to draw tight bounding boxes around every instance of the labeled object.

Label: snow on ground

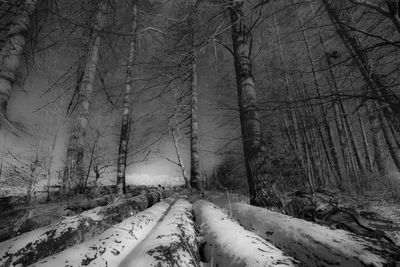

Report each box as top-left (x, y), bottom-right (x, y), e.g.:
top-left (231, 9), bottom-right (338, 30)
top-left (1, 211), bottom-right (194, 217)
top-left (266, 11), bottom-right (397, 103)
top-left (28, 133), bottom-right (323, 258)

top-left (119, 199), bottom-right (198, 267)
top-left (193, 200), bottom-right (297, 267)
top-left (126, 174), bottom-right (185, 187)
top-left (30, 199), bottom-right (174, 267)
top-left (230, 203), bottom-right (398, 267)
top-left (362, 200), bottom-right (400, 246)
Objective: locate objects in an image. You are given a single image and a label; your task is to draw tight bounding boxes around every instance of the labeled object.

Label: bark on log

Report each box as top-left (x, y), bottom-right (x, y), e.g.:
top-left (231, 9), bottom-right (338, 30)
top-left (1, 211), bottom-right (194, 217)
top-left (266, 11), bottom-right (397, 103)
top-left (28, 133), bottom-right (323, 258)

top-left (119, 199), bottom-right (198, 267)
top-left (230, 203), bottom-right (400, 267)
top-left (30, 198), bottom-right (175, 267)
top-left (66, 188), bottom-right (165, 212)
top-left (0, 191), bottom-right (163, 267)
top-left (193, 200), bottom-right (298, 267)
top-left (66, 195), bottom-right (114, 211)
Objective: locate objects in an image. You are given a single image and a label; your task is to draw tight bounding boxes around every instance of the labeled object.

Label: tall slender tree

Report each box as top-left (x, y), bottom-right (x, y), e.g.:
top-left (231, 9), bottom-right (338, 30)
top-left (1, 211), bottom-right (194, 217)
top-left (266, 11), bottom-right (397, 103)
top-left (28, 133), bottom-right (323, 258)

top-left (227, 0), bottom-right (282, 208)
top-left (188, 2), bottom-right (200, 190)
top-left (116, 1), bottom-right (139, 195)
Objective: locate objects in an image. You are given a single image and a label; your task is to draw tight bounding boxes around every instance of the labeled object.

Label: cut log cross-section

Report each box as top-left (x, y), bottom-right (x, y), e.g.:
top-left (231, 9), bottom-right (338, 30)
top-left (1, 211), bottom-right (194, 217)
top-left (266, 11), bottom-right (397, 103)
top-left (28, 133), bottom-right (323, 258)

top-left (30, 198), bottom-right (175, 267)
top-left (230, 202), bottom-right (400, 267)
top-left (193, 200), bottom-right (297, 267)
top-left (0, 191), bottom-right (164, 267)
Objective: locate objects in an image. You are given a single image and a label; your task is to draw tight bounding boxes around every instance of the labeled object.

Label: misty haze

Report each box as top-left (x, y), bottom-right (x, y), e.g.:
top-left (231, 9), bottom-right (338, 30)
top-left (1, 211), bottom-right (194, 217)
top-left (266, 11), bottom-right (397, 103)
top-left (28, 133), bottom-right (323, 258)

top-left (0, 0), bottom-right (399, 266)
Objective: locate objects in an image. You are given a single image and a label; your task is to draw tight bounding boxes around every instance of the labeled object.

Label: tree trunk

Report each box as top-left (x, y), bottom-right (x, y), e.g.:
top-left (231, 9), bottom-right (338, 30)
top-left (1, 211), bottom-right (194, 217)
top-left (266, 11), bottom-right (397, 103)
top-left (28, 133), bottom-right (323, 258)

top-left (0, 0), bottom-right (38, 126)
top-left (62, 0), bottom-right (107, 194)
top-left (117, 2), bottom-right (138, 196)
top-left (369, 108), bottom-right (386, 175)
top-left (340, 101), bottom-right (366, 175)
top-left (378, 107), bottom-right (400, 171)
top-left (358, 107), bottom-right (374, 173)
top-left (228, 0), bottom-right (282, 208)
top-left (189, 7), bottom-right (200, 190)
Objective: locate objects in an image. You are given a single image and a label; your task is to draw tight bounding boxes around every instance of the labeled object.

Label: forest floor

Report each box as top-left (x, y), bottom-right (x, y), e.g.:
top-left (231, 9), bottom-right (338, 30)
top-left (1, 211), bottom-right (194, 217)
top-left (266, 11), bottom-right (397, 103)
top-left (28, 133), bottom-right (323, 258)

top-left (0, 187), bottom-right (399, 266)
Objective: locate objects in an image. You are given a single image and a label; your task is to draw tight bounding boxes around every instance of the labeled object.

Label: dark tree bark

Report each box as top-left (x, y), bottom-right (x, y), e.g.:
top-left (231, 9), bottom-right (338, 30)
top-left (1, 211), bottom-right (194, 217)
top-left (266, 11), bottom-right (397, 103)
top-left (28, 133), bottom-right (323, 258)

top-left (117, 2), bottom-right (138, 195)
top-left (228, 0), bottom-right (282, 208)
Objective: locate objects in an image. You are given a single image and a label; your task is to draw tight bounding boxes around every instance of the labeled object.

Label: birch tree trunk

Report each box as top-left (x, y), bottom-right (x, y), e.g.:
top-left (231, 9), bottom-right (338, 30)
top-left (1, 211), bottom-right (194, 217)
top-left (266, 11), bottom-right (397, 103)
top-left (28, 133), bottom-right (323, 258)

top-left (62, 0), bottom-right (107, 194)
top-left (189, 7), bottom-right (200, 190)
top-left (228, 0), bottom-right (282, 208)
top-left (0, 0), bottom-right (38, 127)
top-left (117, 2), bottom-right (138, 195)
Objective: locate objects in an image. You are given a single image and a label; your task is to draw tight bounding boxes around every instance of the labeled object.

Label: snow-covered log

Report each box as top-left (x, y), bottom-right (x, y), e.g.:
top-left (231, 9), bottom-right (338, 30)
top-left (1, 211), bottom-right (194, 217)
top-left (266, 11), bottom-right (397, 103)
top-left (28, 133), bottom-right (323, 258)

top-left (230, 203), bottom-right (400, 267)
top-left (193, 200), bottom-right (297, 267)
top-left (119, 199), bottom-right (198, 267)
top-left (30, 199), bottom-right (175, 267)
top-left (0, 191), bottom-right (163, 267)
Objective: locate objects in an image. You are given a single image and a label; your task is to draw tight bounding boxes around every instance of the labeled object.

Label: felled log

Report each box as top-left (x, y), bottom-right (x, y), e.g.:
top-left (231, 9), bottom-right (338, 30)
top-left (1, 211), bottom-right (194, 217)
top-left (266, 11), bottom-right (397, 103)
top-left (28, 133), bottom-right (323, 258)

top-left (30, 198), bottom-right (175, 267)
top-left (0, 191), bottom-right (163, 267)
top-left (66, 188), bottom-right (165, 212)
top-left (231, 203), bottom-right (400, 267)
top-left (119, 199), bottom-right (198, 267)
top-left (66, 195), bottom-right (114, 211)
top-left (193, 200), bottom-right (298, 267)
